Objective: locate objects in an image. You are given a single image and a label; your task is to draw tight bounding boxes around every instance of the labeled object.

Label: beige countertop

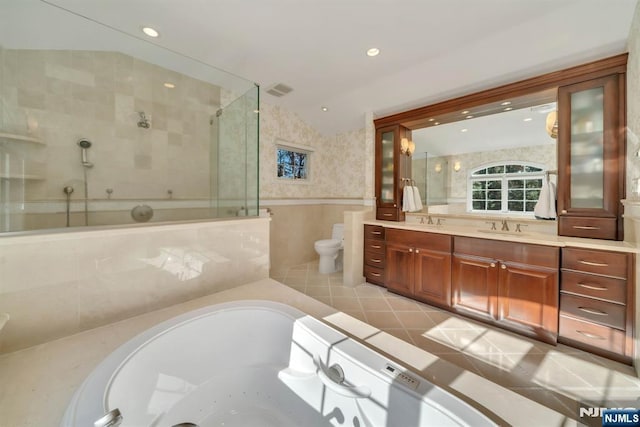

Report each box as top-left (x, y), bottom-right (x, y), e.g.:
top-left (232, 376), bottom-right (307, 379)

top-left (0, 279), bottom-right (577, 426)
top-left (364, 219), bottom-right (640, 253)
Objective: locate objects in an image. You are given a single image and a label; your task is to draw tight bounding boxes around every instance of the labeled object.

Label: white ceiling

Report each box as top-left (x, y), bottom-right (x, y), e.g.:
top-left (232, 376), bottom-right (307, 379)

top-left (2, 0), bottom-right (638, 136)
top-left (413, 103), bottom-right (558, 157)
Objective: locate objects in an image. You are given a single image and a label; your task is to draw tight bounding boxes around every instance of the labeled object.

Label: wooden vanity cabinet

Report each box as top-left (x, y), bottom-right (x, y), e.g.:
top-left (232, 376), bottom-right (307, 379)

top-left (452, 237), bottom-right (560, 344)
top-left (559, 247), bottom-right (634, 363)
top-left (385, 229), bottom-right (452, 308)
top-left (557, 71), bottom-right (626, 240)
top-left (375, 125), bottom-right (411, 221)
top-left (363, 225), bottom-right (386, 286)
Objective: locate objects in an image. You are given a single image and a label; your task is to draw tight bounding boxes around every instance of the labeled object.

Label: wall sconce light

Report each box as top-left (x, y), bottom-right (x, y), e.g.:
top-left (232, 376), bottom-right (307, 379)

top-left (400, 137), bottom-right (415, 156)
top-left (453, 161), bottom-right (462, 172)
top-left (546, 111), bottom-right (558, 139)
top-left (434, 163), bottom-right (442, 173)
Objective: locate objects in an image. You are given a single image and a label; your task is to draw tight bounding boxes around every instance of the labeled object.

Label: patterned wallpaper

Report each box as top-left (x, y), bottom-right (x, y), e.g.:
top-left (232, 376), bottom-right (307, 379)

top-left (259, 102), bottom-right (367, 199)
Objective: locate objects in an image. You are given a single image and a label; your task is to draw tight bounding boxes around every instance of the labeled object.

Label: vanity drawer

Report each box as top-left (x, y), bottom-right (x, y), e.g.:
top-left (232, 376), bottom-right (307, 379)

top-left (376, 208), bottom-right (399, 221)
top-left (560, 270), bottom-right (626, 304)
top-left (364, 225), bottom-right (385, 240)
top-left (364, 250), bottom-right (386, 268)
top-left (558, 216), bottom-right (617, 240)
top-left (562, 248), bottom-right (629, 279)
top-left (364, 265), bottom-right (385, 286)
top-left (559, 315), bottom-right (626, 355)
top-left (560, 294), bottom-right (625, 330)
top-left (364, 238), bottom-right (385, 254)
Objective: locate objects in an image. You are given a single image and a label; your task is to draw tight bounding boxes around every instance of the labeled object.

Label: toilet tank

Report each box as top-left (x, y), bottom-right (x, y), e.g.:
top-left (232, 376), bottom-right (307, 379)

top-left (331, 223), bottom-right (344, 240)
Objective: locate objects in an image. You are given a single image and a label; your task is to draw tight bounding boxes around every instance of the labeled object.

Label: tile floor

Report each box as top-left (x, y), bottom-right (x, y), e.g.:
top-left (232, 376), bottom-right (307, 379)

top-left (271, 261), bottom-right (640, 422)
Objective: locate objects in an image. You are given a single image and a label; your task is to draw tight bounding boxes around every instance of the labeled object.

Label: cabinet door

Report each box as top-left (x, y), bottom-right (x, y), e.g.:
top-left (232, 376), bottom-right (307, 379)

top-left (497, 262), bottom-right (559, 344)
top-left (385, 241), bottom-right (413, 296)
top-left (375, 125), bottom-right (411, 221)
top-left (557, 74), bottom-right (623, 240)
top-left (451, 254), bottom-right (498, 320)
top-left (414, 248), bottom-right (451, 308)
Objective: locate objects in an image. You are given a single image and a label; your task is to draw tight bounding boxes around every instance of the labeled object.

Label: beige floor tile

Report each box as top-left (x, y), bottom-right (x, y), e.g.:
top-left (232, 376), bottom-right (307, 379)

top-left (394, 310), bottom-right (437, 330)
top-left (426, 310), bottom-right (486, 330)
top-left (381, 328), bottom-right (413, 342)
top-left (306, 277), bottom-right (330, 286)
top-left (305, 286), bottom-right (331, 297)
top-left (385, 295), bottom-right (422, 311)
top-left (341, 309), bottom-right (367, 322)
top-left (354, 285), bottom-right (384, 297)
top-left (407, 329), bottom-right (459, 355)
top-left (331, 296), bottom-right (362, 311)
top-left (330, 286), bottom-right (357, 297)
top-left (442, 329), bottom-right (503, 355)
top-left (358, 297), bottom-right (392, 311)
top-left (312, 296), bottom-right (332, 306)
top-left (365, 311), bottom-right (403, 329)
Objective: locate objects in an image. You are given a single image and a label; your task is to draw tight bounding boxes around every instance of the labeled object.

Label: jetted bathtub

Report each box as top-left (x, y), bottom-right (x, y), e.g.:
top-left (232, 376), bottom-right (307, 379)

top-left (61, 300), bottom-right (498, 427)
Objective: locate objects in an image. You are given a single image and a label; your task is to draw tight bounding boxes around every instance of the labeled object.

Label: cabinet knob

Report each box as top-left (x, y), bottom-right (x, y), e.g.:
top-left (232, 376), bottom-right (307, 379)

top-left (415, 249), bottom-right (420, 254)
top-left (561, 209), bottom-right (567, 214)
top-left (409, 248), bottom-right (413, 252)
top-left (490, 262), bottom-right (496, 268)
top-left (501, 264), bottom-right (507, 270)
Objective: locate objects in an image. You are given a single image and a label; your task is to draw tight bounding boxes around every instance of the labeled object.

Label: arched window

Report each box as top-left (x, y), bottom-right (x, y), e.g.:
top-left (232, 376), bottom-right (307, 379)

top-left (468, 162), bottom-right (546, 214)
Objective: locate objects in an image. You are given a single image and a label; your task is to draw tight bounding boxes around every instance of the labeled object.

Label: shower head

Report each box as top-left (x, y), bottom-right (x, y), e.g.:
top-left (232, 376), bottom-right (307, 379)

top-left (77, 138), bottom-right (93, 167)
top-left (77, 139), bottom-right (92, 149)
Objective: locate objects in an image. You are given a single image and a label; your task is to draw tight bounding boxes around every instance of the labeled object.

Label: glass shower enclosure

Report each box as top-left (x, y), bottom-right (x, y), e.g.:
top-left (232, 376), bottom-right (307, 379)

top-left (0, 1), bottom-right (259, 233)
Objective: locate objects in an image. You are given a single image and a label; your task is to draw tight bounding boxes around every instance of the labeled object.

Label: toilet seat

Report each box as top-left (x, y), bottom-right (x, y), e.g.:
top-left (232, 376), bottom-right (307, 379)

top-left (315, 239), bottom-right (342, 249)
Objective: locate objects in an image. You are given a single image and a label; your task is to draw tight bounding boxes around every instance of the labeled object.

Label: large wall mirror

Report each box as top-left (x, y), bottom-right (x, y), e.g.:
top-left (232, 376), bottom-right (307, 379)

top-left (411, 89), bottom-right (558, 216)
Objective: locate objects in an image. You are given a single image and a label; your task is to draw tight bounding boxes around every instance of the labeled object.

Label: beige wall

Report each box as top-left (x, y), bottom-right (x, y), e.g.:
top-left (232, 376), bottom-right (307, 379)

top-left (0, 218), bottom-right (270, 354)
top-left (267, 204), bottom-right (365, 272)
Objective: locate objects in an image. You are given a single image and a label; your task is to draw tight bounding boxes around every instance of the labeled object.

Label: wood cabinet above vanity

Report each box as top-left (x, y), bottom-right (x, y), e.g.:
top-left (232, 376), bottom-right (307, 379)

top-left (374, 54), bottom-right (628, 241)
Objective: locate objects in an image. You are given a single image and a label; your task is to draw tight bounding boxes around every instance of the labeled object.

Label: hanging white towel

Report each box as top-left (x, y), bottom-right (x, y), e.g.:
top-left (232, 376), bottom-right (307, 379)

top-left (534, 176), bottom-right (557, 219)
top-left (402, 185), bottom-right (415, 212)
top-left (412, 186), bottom-right (423, 211)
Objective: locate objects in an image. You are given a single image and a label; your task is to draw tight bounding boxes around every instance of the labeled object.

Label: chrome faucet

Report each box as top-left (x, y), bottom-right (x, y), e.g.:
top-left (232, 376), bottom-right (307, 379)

top-left (515, 223), bottom-right (527, 233)
top-left (94, 408), bottom-right (122, 427)
top-left (427, 215), bottom-right (434, 225)
top-left (436, 217), bottom-right (445, 226)
top-left (486, 221), bottom-right (497, 231)
top-left (501, 219), bottom-right (509, 231)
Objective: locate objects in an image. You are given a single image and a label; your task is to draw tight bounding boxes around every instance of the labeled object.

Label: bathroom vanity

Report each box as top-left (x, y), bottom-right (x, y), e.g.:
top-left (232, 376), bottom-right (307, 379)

top-left (362, 221), bottom-right (636, 364)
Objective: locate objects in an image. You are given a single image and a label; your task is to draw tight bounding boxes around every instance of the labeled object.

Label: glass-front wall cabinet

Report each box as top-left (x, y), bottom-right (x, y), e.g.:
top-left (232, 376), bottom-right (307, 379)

top-left (557, 74), bottom-right (623, 240)
top-left (375, 125), bottom-right (411, 221)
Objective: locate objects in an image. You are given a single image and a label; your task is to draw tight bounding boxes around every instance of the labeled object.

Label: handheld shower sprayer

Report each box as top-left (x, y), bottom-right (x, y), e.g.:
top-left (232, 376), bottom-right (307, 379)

top-left (77, 139), bottom-right (93, 168)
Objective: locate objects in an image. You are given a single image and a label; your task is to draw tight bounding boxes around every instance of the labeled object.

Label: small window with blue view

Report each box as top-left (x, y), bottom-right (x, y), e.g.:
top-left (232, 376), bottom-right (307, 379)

top-left (277, 147), bottom-right (308, 180)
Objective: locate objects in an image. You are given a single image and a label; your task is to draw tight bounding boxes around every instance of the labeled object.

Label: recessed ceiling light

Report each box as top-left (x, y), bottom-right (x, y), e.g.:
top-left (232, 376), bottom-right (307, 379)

top-left (504, 107), bottom-right (513, 111)
top-left (163, 82), bottom-right (175, 88)
top-left (461, 110), bottom-right (470, 114)
top-left (465, 115), bottom-right (474, 119)
top-left (523, 118), bottom-right (533, 122)
top-left (321, 106), bottom-right (328, 112)
top-left (501, 101), bottom-right (511, 106)
top-left (142, 27), bottom-right (159, 38)
top-left (461, 128), bottom-right (468, 133)
top-left (366, 48), bottom-right (380, 57)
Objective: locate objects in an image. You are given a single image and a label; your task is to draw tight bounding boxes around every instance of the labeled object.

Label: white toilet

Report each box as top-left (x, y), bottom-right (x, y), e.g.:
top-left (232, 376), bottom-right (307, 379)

top-left (314, 223), bottom-right (344, 274)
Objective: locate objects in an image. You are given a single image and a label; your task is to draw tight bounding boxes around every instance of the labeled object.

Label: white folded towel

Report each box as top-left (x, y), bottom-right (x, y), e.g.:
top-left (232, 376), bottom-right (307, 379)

top-left (534, 176), bottom-right (556, 219)
top-left (412, 186), bottom-right (423, 211)
top-left (402, 185), bottom-right (416, 212)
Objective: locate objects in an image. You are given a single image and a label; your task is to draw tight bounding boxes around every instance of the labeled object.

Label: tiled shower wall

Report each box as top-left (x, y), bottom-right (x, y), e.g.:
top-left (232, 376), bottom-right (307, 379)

top-left (0, 48), bottom-right (220, 201)
top-left (0, 218), bottom-right (270, 354)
